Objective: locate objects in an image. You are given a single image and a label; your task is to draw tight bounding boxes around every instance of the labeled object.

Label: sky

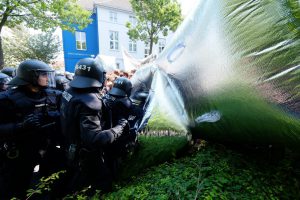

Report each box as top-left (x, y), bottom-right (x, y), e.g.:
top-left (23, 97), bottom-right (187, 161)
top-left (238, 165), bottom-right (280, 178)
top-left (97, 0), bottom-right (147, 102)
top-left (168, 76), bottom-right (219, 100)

top-left (178, 0), bottom-right (199, 16)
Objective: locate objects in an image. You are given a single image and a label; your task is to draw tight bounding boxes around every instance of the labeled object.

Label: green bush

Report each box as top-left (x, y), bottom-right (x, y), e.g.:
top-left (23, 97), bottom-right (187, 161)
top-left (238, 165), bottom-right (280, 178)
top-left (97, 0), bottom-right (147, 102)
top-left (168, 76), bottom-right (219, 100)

top-left (103, 141), bottom-right (300, 199)
top-left (25, 136), bottom-right (300, 199)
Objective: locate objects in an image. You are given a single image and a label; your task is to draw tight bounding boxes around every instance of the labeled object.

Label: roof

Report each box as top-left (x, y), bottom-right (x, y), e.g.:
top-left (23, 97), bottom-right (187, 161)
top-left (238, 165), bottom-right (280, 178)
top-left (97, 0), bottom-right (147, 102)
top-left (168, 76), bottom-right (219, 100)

top-left (94, 0), bottom-right (132, 12)
top-left (77, 0), bottom-right (94, 10)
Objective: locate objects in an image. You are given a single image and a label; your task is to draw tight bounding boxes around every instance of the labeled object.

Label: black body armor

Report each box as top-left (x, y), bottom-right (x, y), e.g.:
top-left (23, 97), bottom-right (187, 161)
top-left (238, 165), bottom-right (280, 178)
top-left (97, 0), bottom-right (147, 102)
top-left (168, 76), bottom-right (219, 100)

top-left (0, 87), bottom-right (62, 199)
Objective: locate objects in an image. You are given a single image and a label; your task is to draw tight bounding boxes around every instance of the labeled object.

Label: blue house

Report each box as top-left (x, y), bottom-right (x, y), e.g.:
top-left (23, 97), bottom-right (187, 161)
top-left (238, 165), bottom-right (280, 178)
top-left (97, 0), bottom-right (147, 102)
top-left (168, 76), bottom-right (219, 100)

top-left (62, 13), bottom-right (99, 72)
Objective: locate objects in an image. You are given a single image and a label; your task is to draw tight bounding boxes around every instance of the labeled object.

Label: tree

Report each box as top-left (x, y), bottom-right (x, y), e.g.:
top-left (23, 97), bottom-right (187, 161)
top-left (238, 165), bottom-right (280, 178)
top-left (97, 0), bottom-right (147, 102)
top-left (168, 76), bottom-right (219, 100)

top-left (3, 26), bottom-right (29, 67)
top-left (26, 29), bottom-right (62, 64)
top-left (126, 0), bottom-right (182, 54)
top-left (3, 27), bottom-right (61, 66)
top-left (0, 0), bottom-right (92, 68)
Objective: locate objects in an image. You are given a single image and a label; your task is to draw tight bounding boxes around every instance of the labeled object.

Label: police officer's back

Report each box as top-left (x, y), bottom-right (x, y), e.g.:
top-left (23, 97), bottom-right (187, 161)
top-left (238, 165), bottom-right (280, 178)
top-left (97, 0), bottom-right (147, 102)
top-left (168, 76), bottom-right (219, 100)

top-left (0, 60), bottom-right (62, 199)
top-left (60, 58), bottom-right (128, 193)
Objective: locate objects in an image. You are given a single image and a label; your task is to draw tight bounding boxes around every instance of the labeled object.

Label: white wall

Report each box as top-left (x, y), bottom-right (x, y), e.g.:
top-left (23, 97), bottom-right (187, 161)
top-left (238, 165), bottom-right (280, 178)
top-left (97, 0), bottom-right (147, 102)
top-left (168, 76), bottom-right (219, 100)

top-left (96, 5), bottom-right (173, 70)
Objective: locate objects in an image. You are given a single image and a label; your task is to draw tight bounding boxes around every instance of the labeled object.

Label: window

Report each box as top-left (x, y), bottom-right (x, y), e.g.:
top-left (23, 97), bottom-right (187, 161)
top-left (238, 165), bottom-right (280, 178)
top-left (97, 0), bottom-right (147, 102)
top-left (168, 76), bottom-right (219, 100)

top-left (75, 31), bottom-right (86, 50)
top-left (144, 42), bottom-right (150, 57)
top-left (129, 40), bottom-right (137, 52)
top-left (158, 38), bottom-right (166, 53)
top-left (116, 63), bottom-right (120, 69)
top-left (109, 31), bottom-right (119, 50)
top-left (129, 15), bottom-right (137, 26)
top-left (109, 11), bottom-right (117, 23)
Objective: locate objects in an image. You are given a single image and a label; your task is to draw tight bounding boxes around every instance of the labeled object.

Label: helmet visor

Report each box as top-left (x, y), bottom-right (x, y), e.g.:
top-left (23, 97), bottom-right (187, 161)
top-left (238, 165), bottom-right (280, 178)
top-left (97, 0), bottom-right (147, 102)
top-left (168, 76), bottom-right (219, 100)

top-left (36, 71), bottom-right (56, 88)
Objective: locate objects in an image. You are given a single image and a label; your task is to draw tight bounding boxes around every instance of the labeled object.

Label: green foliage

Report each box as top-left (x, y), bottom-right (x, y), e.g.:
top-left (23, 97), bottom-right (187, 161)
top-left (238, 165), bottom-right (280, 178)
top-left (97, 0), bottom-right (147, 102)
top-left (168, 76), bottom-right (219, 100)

top-left (0, 0), bottom-right (91, 68)
top-left (118, 136), bottom-right (188, 180)
top-left (25, 137), bottom-right (299, 199)
top-left (62, 136), bottom-right (188, 199)
top-left (103, 142), bottom-right (300, 199)
top-left (127, 0), bottom-right (182, 54)
top-left (2, 26), bottom-right (29, 66)
top-left (3, 26), bottom-right (61, 66)
top-left (25, 170), bottom-right (66, 200)
top-left (26, 29), bottom-right (61, 64)
top-left (0, 0), bottom-right (91, 32)
top-left (63, 186), bottom-right (101, 200)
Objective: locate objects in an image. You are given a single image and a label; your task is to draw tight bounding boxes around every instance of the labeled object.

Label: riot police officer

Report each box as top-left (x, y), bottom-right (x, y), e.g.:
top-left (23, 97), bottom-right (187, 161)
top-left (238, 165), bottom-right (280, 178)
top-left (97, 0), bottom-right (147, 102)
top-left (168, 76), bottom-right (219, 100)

top-left (0, 59), bottom-right (62, 199)
top-left (102, 77), bottom-right (135, 178)
top-left (1, 67), bottom-right (16, 78)
top-left (55, 73), bottom-right (70, 91)
top-left (0, 72), bottom-right (12, 92)
top-left (60, 58), bottom-right (129, 193)
top-left (103, 77), bottom-right (133, 127)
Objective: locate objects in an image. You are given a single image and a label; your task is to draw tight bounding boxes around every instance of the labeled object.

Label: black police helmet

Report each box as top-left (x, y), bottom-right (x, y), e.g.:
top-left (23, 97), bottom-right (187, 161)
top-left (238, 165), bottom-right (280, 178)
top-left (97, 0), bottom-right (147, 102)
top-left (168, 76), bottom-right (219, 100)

top-left (9, 59), bottom-right (54, 86)
top-left (55, 75), bottom-right (70, 91)
top-left (109, 77), bottom-right (132, 97)
top-left (1, 67), bottom-right (16, 77)
top-left (0, 72), bottom-right (11, 84)
top-left (69, 58), bottom-right (106, 88)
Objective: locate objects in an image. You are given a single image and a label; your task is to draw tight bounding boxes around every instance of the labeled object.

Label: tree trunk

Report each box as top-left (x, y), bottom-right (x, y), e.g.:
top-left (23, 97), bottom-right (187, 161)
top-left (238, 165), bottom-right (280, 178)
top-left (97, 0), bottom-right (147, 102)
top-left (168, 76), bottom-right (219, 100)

top-left (0, 3), bottom-right (12, 69)
top-left (0, 35), bottom-right (4, 69)
top-left (149, 36), bottom-right (153, 55)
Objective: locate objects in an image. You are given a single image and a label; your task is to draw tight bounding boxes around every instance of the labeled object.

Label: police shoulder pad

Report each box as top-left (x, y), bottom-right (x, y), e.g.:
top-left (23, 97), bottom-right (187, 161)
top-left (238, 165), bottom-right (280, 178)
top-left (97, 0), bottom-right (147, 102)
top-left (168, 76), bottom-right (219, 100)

top-left (77, 92), bottom-right (102, 111)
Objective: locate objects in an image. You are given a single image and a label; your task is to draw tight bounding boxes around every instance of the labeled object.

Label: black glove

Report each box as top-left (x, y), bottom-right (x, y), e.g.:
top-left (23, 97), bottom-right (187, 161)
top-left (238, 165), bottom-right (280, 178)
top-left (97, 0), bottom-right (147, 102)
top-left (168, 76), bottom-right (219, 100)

top-left (94, 119), bottom-right (129, 146)
top-left (95, 130), bottom-right (115, 146)
top-left (111, 119), bottom-right (128, 136)
top-left (17, 114), bottom-right (42, 130)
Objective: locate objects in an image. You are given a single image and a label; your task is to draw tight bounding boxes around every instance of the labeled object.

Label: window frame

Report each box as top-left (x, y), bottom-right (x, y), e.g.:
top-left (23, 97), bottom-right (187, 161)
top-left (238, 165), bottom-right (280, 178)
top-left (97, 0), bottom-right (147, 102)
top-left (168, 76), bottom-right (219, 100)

top-left (109, 11), bottom-right (118, 23)
top-left (144, 42), bottom-right (150, 57)
top-left (109, 31), bottom-right (119, 50)
top-left (75, 31), bottom-right (87, 51)
top-left (129, 15), bottom-right (137, 26)
top-left (129, 40), bottom-right (137, 52)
